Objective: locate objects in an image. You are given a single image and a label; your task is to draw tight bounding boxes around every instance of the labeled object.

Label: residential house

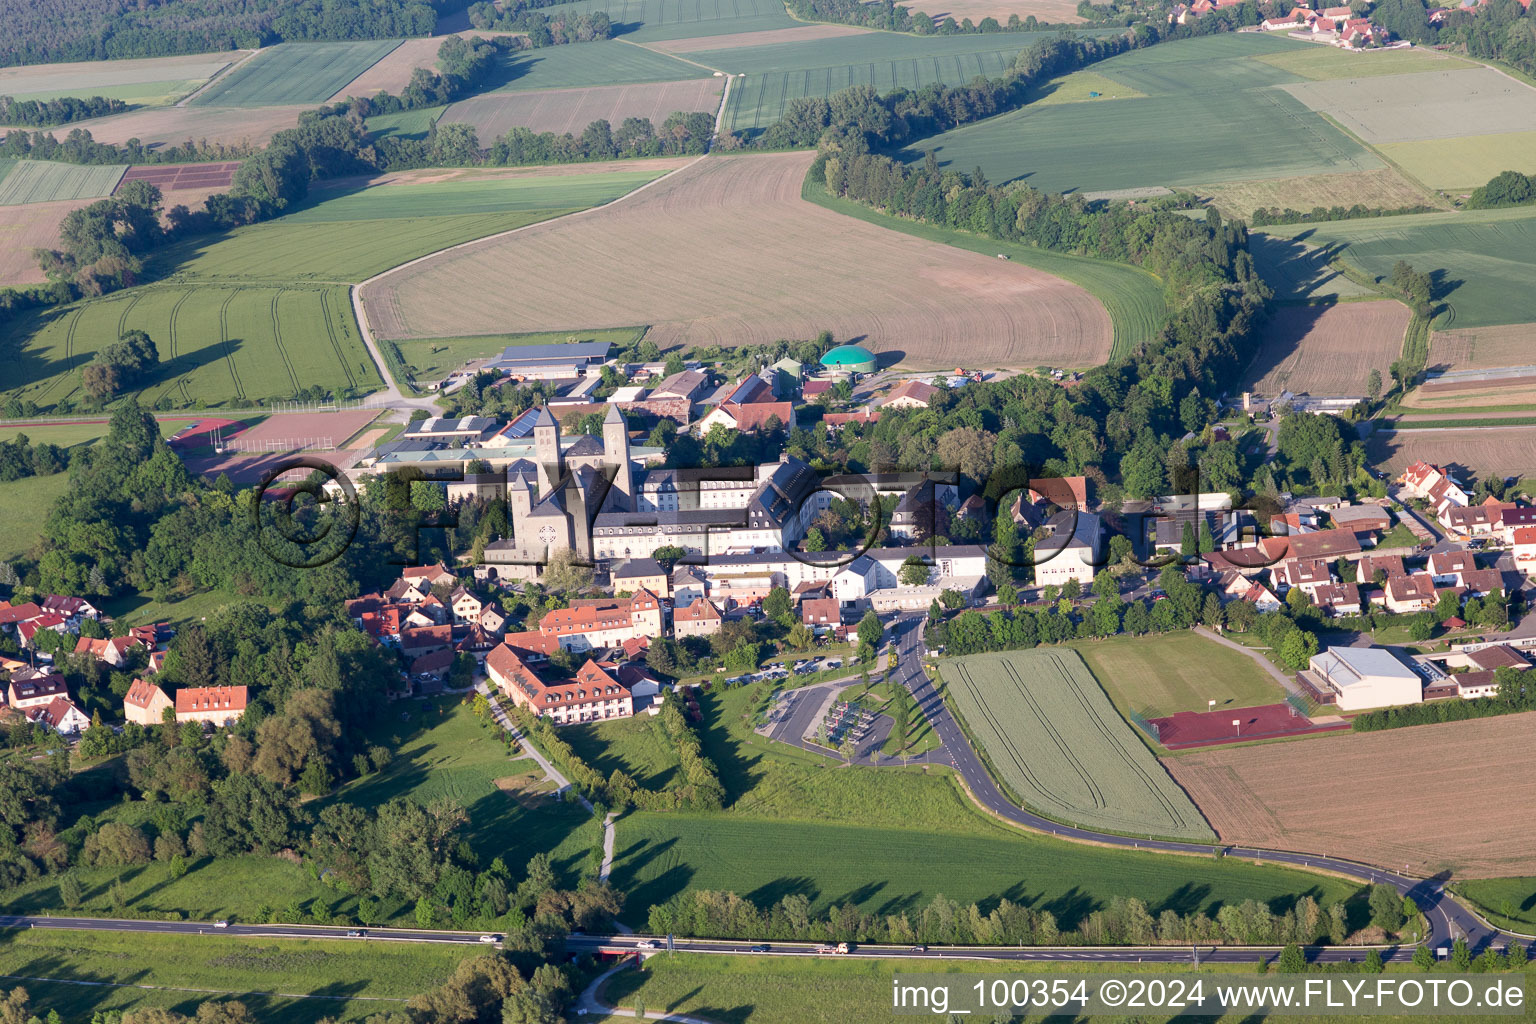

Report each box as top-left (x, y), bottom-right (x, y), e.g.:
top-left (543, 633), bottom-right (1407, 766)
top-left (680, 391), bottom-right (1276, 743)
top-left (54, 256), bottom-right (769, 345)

top-left (1034, 509), bottom-right (1102, 586)
top-left (1284, 530), bottom-right (1362, 562)
top-left (695, 377), bottom-right (793, 435)
top-left (1217, 571), bottom-right (1282, 612)
top-left (673, 597), bottom-right (723, 639)
top-left (486, 646), bottom-right (633, 725)
top-left (1312, 582), bottom-right (1362, 617)
top-left (1428, 550), bottom-right (1477, 585)
top-left (1443, 500), bottom-right (1513, 539)
top-left (385, 577), bottom-right (431, 604)
top-left (0, 603), bottom-right (42, 631)
top-left (17, 613), bottom-right (68, 650)
top-left (42, 595), bottom-right (100, 621)
top-left (801, 597), bottom-right (843, 632)
top-left (1028, 476), bottom-right (1088, 510)
top-left (500, 630), bottom-right (562, 664)
top-left (1400, 461), bottom-right (1470, 518)
top-left (1383, 573), bottom-right (1437, 613)
top-left (74, 634), bottom-right (142, 667)
top-left (400, 563), bottom-right (456, 589)
top-left (1499, 506), bottom-right (1536, 543)
top-left (8, 671), bottom-right (67, 709)
top-left (1513, 526), bottom-right (1536, 571)
top-left (174, 685), bottom-right (248, 727)
top-left (399, 624), bottom-right (454, 660)
top-left (1460, 567), bottom-right (1505, 598)
top-left (1356, 554), bottom-right (1407, 582)
top-left (1274, 557), bottom-right (1333, 598)
top-left (449, 586), bottom-right (484, 623)
top-left (672, 567), bottom-right (707, 606)
top-left (26, 697), bottom-right (90, 735)
top-left (478, 602), bottom-right (508, 635)
top-left (123, 678), bottom-right (173, 726)
top-left (410, 648), bottom-right (457, 684)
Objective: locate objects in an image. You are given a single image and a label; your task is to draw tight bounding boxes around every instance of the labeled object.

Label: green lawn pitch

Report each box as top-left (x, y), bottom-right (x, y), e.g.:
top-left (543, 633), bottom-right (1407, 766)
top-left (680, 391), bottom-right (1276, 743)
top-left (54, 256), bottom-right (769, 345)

top-left (903, 34), bottom-right (1377, 192)
top-left (1256, 205), bottom-right (1536, 329)
top-left (0, 167), bottom-right (667, 411)
top-left (190, 40), bottom-right (403, 107)
top-left (1071, 631), bottom-right (1288, 722)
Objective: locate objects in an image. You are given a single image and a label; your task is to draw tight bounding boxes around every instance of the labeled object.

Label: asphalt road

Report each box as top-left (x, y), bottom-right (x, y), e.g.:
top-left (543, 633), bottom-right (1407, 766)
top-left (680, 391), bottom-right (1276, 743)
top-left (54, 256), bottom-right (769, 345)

top-left (0, 915), bottom-right (499, 946)
top-left (886, 612), bottom-right (1502, 953)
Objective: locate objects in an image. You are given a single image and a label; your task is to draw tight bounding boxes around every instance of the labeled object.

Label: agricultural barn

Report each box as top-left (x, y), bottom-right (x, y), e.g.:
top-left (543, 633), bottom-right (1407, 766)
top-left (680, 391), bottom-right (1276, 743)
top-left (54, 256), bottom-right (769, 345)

top-left (1308, 646), bottom-right (1422, 711)
top-left (820, 344), bottom-right (877, 375)
top-left (486, 341), bottom-right (612, 380)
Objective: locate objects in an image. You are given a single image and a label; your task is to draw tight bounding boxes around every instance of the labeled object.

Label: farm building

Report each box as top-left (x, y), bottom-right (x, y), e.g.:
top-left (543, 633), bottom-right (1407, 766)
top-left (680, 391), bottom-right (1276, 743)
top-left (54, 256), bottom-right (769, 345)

top-left (820, 344), bottom-right (877, 375)
top-left (1308, 646), bottom-right (1423, 711)
top-left (485, 341), bottom-right (612, 380)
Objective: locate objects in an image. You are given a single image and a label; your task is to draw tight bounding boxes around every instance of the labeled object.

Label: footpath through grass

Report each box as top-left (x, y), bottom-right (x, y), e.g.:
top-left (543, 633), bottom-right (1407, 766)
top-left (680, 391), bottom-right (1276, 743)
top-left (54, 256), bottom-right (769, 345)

top-left (0, 927), bottom-right (466, 1023)
top-left (609, 684), bottom-right (1354, 930)
top-left (804, 180), bottom-right (1166, 362)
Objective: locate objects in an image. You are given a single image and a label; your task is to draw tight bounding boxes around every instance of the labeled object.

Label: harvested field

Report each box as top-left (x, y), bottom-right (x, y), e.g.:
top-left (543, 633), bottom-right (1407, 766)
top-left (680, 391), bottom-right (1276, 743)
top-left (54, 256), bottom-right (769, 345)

top-left (1430, 323), bottom-right (1536, 371)
top-left (118, 162), bottom-right (239, 193)
top-left (1283, 67), bottom-right (1536, 144)
top-left (1242, 300), bottom-right (1410, 397)
top-left (329, 36), bottom-right (445, 100)
top-left (364, 152), bottom-right (1113, 367)
top-left (443, 78), bottom-right (722, 137)
top-left (226, 409), bottom-right (380, 451)
top-left (1193, 166), bottom-right (1442, 218)
top-left (1376, 130), bottom-right (1536, 190)
top-left (0, 52), bottom-right (238, 99)
top-left (0, 198), bottom-right (94, 286)
top-left (1367, 426), bottom-right (1536, 480)
top-left (0, 162), bottom-right (126, 205)
top-left (940, 648), bottom-right (1215, 840)
top-left (651, 24), bottom-right (872, 52)
top-left (192, 40), bottom-right (404, 107)
top-left (65, 105), bottom-right (309, 149)
top-left (1166, 713), bottom-right (1536, 876)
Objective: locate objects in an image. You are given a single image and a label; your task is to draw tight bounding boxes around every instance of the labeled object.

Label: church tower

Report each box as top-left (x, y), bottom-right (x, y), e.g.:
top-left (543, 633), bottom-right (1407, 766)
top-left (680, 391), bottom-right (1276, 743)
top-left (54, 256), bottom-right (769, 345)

top-left (508, 470), bottom-right (533, 550)
top-left (602, 403), bottom-right (633, 512)
top-left (533, 405), bottom-right (562, 497)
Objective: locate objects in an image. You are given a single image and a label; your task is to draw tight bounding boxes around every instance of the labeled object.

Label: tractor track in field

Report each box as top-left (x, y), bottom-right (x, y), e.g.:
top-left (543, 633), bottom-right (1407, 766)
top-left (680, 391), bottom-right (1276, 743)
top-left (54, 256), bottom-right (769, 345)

top-left (216, 289), bottom-right (246, 403)
top-left (268, 288), bottom-right (301, 395)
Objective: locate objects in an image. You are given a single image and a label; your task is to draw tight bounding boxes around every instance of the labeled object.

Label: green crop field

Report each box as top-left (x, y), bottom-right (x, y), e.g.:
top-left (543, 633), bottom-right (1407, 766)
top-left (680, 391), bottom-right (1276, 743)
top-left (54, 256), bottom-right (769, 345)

top-left (0, 166), bottom-right (665, 410)
top-left (1253, 44), bottom-right (1472, 81)
top-left (806, 186), bottom-right (1165, 359)
top-left (1070, 632), bottom-right (1287, 722)
top-left (1376, 129), bottom-right (1536, 190)
top-left (1257, 206), bottom-right (1536, 329)
top-left (610, 812), bottom-right (1351, 930)
top-left (392, 327), bottom-right (645, 382)
top-left (939, 648), bottom-right (1215, 840)
top-left (191, 40), bottom-right (403, 107)
top-left (4, 78), bottom-right (207, 104)
top-left (904, 34), bottom-right (1377, 192)
top-left (527, 0), bottom-right (799, 42)
top-left (0, 160), bottom-right (126, 205)
top-left (0, 928), bottom-right (467, 1023)
top-left (704, 30), bottom-right (1089, 132)
top-left (0, 284), bottom-right (380, 410)
top-left (487, 40), bottom-right (711, 92)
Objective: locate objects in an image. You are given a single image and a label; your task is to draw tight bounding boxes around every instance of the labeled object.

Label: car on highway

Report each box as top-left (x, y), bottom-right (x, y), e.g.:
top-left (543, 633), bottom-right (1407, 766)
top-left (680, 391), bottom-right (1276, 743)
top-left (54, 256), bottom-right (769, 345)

top-left (749, 944), bottom-right (770, 953)
top-left (910, 945), bottom-right (927, 953)
top-left (346, 930), bottom-right (366, 937)
top-left (479, 934), bottom-right (501, 944)
top-left (815, 944), bottom-right (837, 954)
top-left (213, 921), bottom-right (229, 929)
top-left (635, 940), bottom-right (657, 950)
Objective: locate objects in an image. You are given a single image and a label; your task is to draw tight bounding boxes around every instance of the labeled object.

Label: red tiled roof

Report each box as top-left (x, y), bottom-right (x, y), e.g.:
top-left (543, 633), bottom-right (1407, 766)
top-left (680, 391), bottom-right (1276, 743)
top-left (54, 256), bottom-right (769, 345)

top-left (124, 678), bottom-right (169, 710)
top-left (174, 685), bottom-right (247, 714)
top-left (0, 603), bottom-right (41, 625)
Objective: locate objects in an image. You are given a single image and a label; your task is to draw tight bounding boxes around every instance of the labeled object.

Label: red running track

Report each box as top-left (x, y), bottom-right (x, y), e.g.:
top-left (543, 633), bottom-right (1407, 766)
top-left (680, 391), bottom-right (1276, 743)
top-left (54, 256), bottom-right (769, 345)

top-left (1149, 703), bottom-right (1351, 750)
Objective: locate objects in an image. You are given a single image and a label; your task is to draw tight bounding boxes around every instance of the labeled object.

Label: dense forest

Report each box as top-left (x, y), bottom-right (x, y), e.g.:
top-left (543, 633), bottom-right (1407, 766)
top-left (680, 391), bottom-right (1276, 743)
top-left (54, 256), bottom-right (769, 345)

top-left (0, 94), bottom-right (126, 127)
top-left (0, 0), bottom-right (465, 67)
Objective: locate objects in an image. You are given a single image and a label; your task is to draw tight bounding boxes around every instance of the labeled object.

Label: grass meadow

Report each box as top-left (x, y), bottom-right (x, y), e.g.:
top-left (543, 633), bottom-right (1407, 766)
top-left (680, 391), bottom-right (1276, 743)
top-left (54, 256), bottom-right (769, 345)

top-left (191, 40), bottom-right (404, 107)
top-left (364, 104), bottom-right (445, 140)
top-left (564, 713), bottom-right (684, 789)
top-left (805, 185), bottom-right (1165, 360)
top-left (0, 161), bottom-right (126, 205)
top-left (0, 471), bottom-right (69, 561)
top-left (0, 928), bottom-right (467, 1023)
top-left (0, 167), bottom-right (665, 411)
top-left (1071, 631), bottom-right (1289, 722)
top-left (605, 682), bottom-right (1353, 930)
top-left (1248, 233), bottom-right (1380, 302)
top-left (1258, 206), bottom-right (1536, 329)
top-left (903, 34), bottom-right (1377, 192)
top-left (1452, 877), bottom-right (1536, 931)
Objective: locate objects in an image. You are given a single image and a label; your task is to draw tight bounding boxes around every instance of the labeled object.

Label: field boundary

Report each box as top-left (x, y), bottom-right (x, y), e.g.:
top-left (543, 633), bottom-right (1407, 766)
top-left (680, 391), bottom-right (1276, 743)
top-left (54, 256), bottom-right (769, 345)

top-left (351, 156), bottom-right (706, 396)
top-left (175, 47), bottom-right (263, 106)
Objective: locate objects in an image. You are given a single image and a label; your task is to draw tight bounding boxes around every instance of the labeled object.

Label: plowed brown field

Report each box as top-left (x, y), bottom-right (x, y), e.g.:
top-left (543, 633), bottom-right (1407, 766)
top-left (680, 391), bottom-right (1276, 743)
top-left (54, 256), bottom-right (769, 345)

top-left (67, 104), bottom-right (309, 148)
top-left (1431, 323), bottom-right (1536, 371)
top-left (1242, 300), bottom-right (1409, 397)
top-left (1368, 426), bottom-right (1536, 480)
top-left (329, 36), bottom-right (446, 100)
top-left (1165, 714), bottom-right (1536, 876)
top-left (363, 152), bottom-right (1112, 368)
top-left (0, 198), bottom-right (93, 286)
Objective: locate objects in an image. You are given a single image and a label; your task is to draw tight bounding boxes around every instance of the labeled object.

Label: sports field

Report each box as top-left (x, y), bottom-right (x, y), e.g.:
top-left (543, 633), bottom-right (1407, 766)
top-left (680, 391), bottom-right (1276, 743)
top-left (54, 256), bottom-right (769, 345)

top-left (1072, 632), bottom-right (1286, 722)
top-left (904, 34), bottom-right (1378, 191)
top-left (0, 284), bottom-right (380, 409)
top-left (612, 812), bottom-right (1347, 930)
top-left (528, 0), bottom-right (800, 42)
top-left (1283, 66), bottom-right (1536, 144)
top-left (1166, 713), bottom-right (1536, 877)
top-left (1242, 300), bottom-right (1410, 398)
top-left (1259, 207), bottom-right (1536, 329)
top-left (365, 152), bottom-right (1113, 366)
top-left (191, 40), bottom-right (404, 107)
top-left (0, 161), bottom-right (126, 205)
top-left (486, 40), bottom-right (713, 92)
top-left (445, 78), bottom-right (722, 137)
top-left (0, 52), bottom-right (237, 102)
top-left (939, 648), bottom-right (1215, 840)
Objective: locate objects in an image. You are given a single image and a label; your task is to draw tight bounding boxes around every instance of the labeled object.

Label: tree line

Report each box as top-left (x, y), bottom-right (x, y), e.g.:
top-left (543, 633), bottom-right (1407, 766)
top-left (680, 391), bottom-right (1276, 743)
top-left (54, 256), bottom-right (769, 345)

top-left (645, 884), bottom-right (1400, 947)
top-left (1466, 169), bottom-right (1536, 209)
top-left (466, 0), bottom-right (615, 45)
top-left (0, 126), bottom-right (254, 166)
top-left (0, 0), bottom-right (462, 67)
top-left (1353, 664), bottom-right (1533, 732)
top-left (0, 93), bottom-right (126, 127)
top-left (786, 0), bottom-right (1063, 35)
top-left (1249, 201), bottom-right (1438, 227)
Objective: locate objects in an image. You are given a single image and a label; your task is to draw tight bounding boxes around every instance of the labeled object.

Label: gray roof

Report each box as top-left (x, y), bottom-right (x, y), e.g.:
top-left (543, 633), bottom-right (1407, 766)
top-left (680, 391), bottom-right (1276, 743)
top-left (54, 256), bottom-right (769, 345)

top-left (533, 405), bottom-right (557, 429)
top-left (615, 557), bottom-right (665, 578)
top-left (604, 403), bottom-right (624, 424)
top-left (490, 341), bottom-right (611, 367)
